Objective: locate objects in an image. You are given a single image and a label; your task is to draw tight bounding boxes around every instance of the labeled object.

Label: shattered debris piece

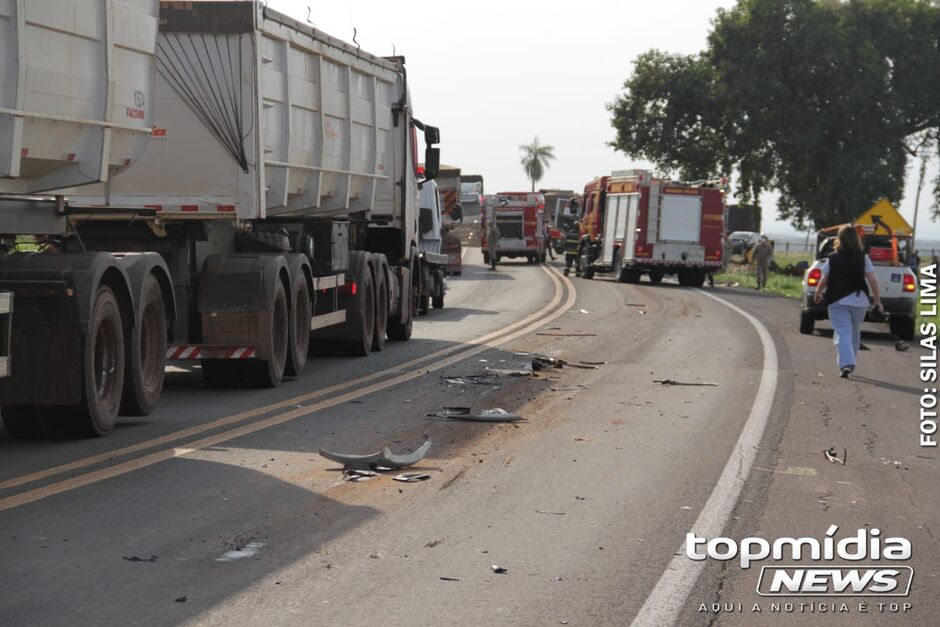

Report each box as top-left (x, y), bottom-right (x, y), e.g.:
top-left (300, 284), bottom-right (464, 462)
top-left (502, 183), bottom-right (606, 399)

top-left (319, 438), bottom-right (432, 470)
top-left (653, 379), bottom-right (718, 387)
top-left (393, 473), bottom-right (432, 483)
top-left (536, 509), bottom-right (566, 515)
top-left (175, 596), bottom-right (188, 603)
top-left (565, 363), bottom-right (598, 370)
top-left (440, 576), bottom-right (460, 582)
top-left (342, 469), bottom-right (377, 482)
top-left (580, 360), bottom-right (607, 365)
top-left (123, 554), bottom-right (158, 562)
top-left (824, 447), bottom-right (847, 465)
top-left (491, 565), bottom-right (508, 574)
top-left (428, 407), bottom-right (472, 418)
top-left (579, 309), bottom-right (590, 314)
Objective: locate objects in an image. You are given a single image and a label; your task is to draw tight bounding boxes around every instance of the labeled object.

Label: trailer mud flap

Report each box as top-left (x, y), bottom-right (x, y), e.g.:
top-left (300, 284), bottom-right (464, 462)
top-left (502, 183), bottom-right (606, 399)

top-left (198, 254), bottom-right (288, 361)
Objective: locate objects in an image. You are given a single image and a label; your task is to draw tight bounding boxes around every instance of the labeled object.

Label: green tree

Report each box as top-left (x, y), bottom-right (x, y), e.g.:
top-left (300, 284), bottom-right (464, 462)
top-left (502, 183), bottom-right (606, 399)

top-left (519, 137), bottom-right (556, 192)
top-left (609, 0), bottom-right (940, 229)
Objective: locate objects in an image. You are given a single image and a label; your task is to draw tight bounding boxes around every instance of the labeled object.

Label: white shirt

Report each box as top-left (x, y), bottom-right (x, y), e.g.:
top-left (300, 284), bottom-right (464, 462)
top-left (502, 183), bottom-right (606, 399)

top-left (820, 254), bottom-right (875, 307)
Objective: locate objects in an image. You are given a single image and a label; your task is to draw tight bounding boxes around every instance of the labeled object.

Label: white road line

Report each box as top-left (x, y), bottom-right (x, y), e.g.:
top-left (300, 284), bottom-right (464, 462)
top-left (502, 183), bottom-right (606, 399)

top-left (631, 289), bottom-right (779, 626)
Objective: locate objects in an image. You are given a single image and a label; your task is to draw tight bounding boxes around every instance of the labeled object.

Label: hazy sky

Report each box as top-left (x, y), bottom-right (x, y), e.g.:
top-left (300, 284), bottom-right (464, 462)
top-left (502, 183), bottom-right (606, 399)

top-left (271, 0), bottom-right (940, 240)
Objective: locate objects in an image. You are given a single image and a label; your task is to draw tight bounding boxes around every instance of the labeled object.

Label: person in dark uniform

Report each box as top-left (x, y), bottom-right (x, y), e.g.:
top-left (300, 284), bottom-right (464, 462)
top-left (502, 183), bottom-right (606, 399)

top-left (563, 220), bottom-right (582, 276)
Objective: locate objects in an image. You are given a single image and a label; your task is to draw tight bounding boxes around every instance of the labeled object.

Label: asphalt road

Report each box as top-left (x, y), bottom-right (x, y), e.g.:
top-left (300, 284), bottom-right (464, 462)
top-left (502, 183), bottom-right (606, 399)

top-left (0, 250), bottom-right (934, 626)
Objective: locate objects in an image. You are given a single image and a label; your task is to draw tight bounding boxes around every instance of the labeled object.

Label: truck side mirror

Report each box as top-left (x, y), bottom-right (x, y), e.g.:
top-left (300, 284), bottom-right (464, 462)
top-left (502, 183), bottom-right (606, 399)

top-left (424, 125), bottom-right (440, 145)
top-left (424, 147), bottom-right (440, 180)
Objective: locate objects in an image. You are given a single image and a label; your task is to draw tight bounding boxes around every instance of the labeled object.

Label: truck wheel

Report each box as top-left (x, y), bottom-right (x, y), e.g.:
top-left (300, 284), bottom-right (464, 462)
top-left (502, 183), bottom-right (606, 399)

top-left (71, 285), bottom-right (126, 436)
top-left (285, 274), bottom-right (311, 376)
top-left (248, 278), bottom-right (289, 386)
top-left (121, 274), bottom-right (167, 416)
top-left (342, 255), bottom-right (375, 356)
top-left (371, 256), bottom-right (388, 352)
top-left (691, 269), bottom-right (706, 288)
top-left (1, 406), bottom-right (48, 438)
top-left (387, 255), bottom-right (416, 341)
top-left (432, 290), bottom-right (444, 309)
top-left (649, 268), bottom-right (664, 284)
top-left (890, 316), bottom-right (915, 341)
top-left (799, 310), bottom-right (815, 335)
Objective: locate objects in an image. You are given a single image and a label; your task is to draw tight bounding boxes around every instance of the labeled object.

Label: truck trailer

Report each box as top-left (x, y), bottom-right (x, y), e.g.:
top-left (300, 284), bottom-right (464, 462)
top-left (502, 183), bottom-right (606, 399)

top-left (0, 0), bottom-right (446, 437)
top-left (578, 171), bottom-right (724, 286)
top-left (482, 192), bottom-right (547, 265)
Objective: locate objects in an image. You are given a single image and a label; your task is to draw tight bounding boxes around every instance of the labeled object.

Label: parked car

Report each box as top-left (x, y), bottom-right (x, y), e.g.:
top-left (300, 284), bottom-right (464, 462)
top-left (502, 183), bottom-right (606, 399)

top-left (727, 231), bottom-right (761, 255)
top-left (800, 227), bottom-right (917, 340)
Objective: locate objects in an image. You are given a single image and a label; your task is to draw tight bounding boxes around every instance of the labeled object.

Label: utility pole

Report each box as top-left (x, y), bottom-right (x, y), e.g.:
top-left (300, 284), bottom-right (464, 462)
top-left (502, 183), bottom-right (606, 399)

top-left (912, 151), bottom-right (928, 253)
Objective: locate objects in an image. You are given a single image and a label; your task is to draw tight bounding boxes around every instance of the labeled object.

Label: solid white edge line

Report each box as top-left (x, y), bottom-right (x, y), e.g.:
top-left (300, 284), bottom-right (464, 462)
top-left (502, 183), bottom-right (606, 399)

top-left (631, 289), bottom-right (779, 626)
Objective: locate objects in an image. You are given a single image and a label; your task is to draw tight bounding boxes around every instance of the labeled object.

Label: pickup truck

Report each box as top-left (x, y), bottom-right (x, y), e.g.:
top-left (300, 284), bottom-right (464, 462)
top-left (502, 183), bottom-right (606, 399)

top-left (800, 229), bottom-right (917, 340)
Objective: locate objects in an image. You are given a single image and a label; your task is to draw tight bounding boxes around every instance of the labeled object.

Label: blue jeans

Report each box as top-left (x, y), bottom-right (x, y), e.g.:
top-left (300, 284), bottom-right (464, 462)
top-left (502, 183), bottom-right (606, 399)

top-left (828, 303), bottom-right (867, 369)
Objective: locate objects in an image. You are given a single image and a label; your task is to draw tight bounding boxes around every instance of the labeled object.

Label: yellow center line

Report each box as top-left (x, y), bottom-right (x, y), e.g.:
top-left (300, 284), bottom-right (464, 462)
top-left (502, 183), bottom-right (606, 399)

top-left (0, 266), bottom-right (576, 512)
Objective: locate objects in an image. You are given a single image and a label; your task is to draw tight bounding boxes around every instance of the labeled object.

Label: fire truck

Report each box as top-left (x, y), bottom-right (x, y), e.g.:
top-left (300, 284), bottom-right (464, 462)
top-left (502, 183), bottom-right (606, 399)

top-left (578, 171), bottom-right (724, 286)
top-left (482, 193), bottom-right (547, 265)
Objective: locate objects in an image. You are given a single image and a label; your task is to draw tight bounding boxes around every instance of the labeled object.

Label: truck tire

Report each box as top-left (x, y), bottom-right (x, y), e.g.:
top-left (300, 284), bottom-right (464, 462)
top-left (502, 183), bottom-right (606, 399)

top-left (691, 269), bottom-right (706, 288)
top-left (70, 285), bottom-right (126, 436)
top-left (648, 268), bottom-right (664, 284)
top-left (432, 289), bottom-right (444, 309)
top-left (341, 252), bottom-right (375, 356)
top-left (388, 254), bottom-right (416, 342)
top-left (371, 255), bottom-right (388, 352)
top-left (120, 274), bottom-right (167, 416)
top-left (799, 310), bottom-right (815, 335)
top-left (247, 278), bottom-right (290, 386)
top-left (285, 274), bottom-right (311, 376)
top-left (890, 316), bottom-right (915, 342)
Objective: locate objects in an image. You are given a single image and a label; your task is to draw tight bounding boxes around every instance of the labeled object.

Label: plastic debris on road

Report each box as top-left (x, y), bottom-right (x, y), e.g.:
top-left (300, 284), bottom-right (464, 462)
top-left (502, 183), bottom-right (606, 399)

top-left (320, 437), bottom-right (432, 470)
top-left (393, 473), bottom-right (431, 482)
top-left (653, 378), bottom-right (718, 387)
top-left (491, 565), bottom-right (508, 574)
top-left (824, 447), bottom-right (847, 465)
top-left (123, 554), bottom-right (158, 562)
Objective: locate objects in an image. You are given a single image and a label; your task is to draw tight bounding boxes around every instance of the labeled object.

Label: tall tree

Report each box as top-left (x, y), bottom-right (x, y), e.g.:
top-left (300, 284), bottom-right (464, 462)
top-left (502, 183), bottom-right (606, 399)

top-left (519, 137), bottom-right (556, 192)
top-left (609, 0), bottom-right (940, 229)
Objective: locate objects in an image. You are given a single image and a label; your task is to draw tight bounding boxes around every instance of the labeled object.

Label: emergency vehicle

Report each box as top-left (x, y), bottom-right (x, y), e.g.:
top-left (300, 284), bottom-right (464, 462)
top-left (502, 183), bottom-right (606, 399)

top-left (578, 170), bottom-right (725, 286)
top-left (482, 193), bottom-right (547, 264)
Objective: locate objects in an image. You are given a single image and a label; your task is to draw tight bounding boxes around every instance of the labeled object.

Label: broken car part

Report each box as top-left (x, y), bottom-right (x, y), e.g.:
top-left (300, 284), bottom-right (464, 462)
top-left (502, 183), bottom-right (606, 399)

top-left (320, 438), bottom-right (431, 470)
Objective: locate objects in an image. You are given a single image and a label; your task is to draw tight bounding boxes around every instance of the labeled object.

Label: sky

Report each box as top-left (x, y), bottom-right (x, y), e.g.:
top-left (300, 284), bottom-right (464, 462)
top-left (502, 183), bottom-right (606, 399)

top-left (271, 0), bottom-right (940, 240)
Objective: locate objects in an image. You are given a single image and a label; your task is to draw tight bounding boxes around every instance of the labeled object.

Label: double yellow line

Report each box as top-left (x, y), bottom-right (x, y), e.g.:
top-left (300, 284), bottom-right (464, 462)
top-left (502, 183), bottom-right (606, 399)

top-left (0, 265), bottom-right (576, 512)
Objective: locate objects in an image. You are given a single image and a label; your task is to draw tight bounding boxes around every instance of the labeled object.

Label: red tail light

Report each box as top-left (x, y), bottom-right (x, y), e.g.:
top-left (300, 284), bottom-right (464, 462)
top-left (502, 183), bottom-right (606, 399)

top-left (807, 268), bottom-right (822, 287)
top-left (903, 273), bottom-right (916, 292)
top-left (339, 281), bottom-right (358, 296)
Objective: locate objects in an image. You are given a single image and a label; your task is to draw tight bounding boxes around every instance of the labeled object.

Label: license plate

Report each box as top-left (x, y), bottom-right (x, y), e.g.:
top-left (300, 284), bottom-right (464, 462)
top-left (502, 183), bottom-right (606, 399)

top-left (891, 273), bottom-right (901, 283)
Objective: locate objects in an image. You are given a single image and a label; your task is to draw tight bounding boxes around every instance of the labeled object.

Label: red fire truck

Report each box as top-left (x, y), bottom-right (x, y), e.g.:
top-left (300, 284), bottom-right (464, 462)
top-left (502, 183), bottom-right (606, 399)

top-left (482, 192), bottom-right (547, 265)
top-left (578, 170), bottom-right (724, 286)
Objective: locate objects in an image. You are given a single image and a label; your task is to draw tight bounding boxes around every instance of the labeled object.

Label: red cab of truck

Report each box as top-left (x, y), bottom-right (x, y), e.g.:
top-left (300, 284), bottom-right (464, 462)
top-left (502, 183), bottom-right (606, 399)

top-left (482, 192), bottom-right (547, 264)
top-left (578, 170), bottom-right (725, 286)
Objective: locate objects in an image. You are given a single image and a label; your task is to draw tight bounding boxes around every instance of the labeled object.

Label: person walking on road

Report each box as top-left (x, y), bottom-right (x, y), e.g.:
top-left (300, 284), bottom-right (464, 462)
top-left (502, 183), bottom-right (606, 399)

top-left (563, 220), bottom-right (582, 276)
top-left (752, 235), bottom-right (773, 289)
top-left (486, 220), bottom-right (500, 271)
top-left (813, 225), bottom-right (883, 378)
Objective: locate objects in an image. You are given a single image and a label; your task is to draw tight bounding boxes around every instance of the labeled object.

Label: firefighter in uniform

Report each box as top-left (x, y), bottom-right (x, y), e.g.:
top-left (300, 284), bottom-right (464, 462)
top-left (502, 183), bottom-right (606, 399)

top-left (486, 221), bottom-right (500, 271)
top-left (563, 220), bottom-right (582, 276)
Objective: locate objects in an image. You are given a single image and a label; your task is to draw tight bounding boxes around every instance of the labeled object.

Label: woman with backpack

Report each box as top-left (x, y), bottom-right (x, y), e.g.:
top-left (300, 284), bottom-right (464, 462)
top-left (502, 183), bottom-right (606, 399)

top-left (813, 225), bottom-right (884, 378)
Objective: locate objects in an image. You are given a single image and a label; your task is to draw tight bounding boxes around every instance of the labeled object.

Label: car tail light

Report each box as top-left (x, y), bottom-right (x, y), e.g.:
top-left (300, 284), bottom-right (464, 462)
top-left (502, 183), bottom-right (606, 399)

top-left (807, 268), bottom-right (822, 287)
top-left (903, 273), bottom-right (916, 292)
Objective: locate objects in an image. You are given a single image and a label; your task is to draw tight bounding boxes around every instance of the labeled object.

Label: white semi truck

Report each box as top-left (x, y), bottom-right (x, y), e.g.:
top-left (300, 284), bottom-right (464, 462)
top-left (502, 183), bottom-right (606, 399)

top-left (0, 0), bottom-right (446, 437)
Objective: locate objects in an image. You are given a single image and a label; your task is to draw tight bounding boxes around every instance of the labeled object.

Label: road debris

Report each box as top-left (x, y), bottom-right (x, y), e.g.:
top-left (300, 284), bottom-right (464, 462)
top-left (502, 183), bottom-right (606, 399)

top-left (320, 438), bottom-right (432, 470)
top-left (427, 407), bottom-right (471, 417)
top-left (440, 576), bottom-right (460, 582)
top-left (550, 385), bottom-right (589, 392)
top-left (579, 309), bottom-right (590, 314)
top-left (491, 565), bottom-right (508, 574)
top-left (438, 407), bottom-right (526, 423)
top-left (123, 554), bottom-right (158, 562)
top-left (653, 379), bottom-right (718, 387)
top-left (625, 303), bottom-right (646, 307)
top-left (393, 473), bottom-right (431, 482)
top-left (425, 539), bottom-right (443, 548)
top-left (824, 447), bottom-right (847, 465)
top-left (175, 596), bottom-right (188, 603)
top-left (895, 341), bottom-right (910, 352)
top-left (580, 360), bottom-right (607, 365)
top-left (342, 469), bottom-right (377, 482)
top-left (536, 509), bottom-right (566, 515)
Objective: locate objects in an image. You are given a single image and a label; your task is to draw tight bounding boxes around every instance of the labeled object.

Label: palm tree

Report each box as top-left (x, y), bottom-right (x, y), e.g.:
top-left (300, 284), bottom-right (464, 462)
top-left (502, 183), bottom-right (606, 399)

top-left (519, 136), bottom-right (556, 192)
